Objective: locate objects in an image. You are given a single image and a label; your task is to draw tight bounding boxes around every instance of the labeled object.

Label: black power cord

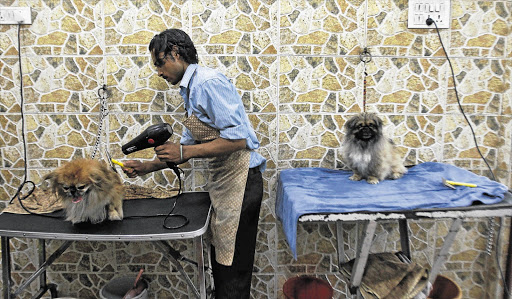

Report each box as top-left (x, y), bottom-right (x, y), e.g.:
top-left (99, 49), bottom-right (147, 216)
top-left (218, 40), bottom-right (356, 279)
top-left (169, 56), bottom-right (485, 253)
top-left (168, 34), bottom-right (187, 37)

top-left (157, 164), bottom-right (189, 229)
top-left (123, 164), bottom-right (189, 230)
top-left (8, 24), bottom-right (61, 219)
top-left (427, 17), bottom-right (510, 297)
top-left (162, 164), bottom-right (189, 229)
top-left (426, 17), bottom-right (496, 181)
top-left (7, 24), bottom-right (64, 220)
top-left (9, 24), bottom-right (33, 206)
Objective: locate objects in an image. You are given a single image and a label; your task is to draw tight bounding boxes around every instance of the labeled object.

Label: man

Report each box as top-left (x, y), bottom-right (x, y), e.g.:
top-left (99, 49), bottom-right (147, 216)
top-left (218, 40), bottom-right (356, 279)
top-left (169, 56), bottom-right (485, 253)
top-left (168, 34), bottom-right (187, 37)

top-left (122, 28), bottom-right (266, 299)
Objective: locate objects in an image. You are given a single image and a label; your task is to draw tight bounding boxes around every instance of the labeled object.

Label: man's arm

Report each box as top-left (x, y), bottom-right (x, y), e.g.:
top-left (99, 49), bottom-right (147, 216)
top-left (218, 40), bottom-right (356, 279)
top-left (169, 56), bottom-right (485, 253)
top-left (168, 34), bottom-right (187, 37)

top-left (122, 159), bottom-right (168, 178)
top-left (182, 138), bottom-right (246, 160)
top-left (153, 138), bottom-right (246, 165)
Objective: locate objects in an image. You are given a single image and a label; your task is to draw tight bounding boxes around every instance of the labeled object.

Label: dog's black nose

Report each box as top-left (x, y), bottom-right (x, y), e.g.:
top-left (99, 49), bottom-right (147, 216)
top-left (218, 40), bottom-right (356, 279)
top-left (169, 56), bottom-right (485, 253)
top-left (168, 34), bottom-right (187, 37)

top-left (357, 126), bottom-right (374, 140)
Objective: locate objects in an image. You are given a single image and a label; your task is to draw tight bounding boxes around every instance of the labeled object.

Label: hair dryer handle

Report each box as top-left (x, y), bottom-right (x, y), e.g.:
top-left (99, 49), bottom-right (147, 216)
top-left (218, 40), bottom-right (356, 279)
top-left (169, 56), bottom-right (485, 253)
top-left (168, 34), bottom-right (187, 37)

top-left (166, 162), bottom-right (180, 178)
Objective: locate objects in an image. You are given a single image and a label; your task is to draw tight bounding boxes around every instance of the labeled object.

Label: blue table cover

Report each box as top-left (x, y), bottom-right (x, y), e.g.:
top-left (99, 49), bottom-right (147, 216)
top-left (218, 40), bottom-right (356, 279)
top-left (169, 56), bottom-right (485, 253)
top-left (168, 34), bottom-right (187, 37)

top-left (276, 162), bottom-right (508, 258)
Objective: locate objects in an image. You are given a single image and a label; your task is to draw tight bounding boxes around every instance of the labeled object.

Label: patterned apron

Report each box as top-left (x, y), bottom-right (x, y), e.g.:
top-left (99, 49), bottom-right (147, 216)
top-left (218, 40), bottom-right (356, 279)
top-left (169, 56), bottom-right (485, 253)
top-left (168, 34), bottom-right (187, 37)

top-left (183, 114), bottom-right (250, 266)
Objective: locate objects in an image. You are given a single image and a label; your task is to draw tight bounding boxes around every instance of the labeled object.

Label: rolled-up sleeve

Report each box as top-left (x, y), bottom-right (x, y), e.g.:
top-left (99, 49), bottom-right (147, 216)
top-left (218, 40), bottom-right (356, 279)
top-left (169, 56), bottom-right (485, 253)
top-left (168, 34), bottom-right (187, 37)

top-left (181, 65), bottom-right (266, 170)
top-left (195, 79), bottom-right (249, 141)
top-left (180, 127), bottom-right (196, 145)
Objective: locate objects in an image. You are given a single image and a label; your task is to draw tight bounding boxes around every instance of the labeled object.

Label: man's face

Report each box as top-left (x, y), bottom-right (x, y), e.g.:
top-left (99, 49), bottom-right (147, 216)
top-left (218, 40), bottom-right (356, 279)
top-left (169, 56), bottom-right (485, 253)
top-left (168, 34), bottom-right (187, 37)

top-left (151, 50), bottom-right (185, 85)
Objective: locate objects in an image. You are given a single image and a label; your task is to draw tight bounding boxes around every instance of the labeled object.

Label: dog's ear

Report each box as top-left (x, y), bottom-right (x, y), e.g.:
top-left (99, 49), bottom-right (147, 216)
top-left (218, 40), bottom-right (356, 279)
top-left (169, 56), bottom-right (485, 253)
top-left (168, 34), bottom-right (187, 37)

top-left (373, 114), bottom-right (383, 128)
top-left (89, 168), bottom-right (104, 186)
top-left (89, 161), bottom-right (117, 187)
top-left (345, 114), bottom-right (361, 130)
top-left (41, 172), bottom-right (57, 191)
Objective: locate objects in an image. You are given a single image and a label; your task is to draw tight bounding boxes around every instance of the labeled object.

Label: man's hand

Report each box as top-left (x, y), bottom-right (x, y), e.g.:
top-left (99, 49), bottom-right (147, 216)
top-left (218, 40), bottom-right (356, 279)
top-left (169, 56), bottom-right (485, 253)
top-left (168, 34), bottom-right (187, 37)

top-left (122, 160), bottom-right (166, 178)
top-left (154, 142), bottom-right (185, 164)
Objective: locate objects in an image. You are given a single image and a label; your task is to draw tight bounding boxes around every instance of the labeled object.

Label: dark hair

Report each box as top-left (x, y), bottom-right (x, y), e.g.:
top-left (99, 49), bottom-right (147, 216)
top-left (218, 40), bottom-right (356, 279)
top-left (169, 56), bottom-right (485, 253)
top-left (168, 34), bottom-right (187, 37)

top-left (149, 29), bottom-right (199, 64)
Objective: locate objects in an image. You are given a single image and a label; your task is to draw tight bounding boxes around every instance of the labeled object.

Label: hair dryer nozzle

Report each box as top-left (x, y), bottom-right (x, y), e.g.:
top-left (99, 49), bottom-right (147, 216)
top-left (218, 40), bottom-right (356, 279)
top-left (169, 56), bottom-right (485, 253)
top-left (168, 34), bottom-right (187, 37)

top-left (122, 123), bottom-right (173, 155)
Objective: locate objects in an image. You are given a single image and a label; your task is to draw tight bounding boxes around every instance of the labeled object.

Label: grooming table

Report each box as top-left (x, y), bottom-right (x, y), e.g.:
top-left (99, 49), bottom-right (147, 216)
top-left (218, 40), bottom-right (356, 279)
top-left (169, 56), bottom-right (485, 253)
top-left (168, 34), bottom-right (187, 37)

top-left (276, 162), bottom-right (512, 295)
top-left (0, 192), bottom-right (211, 299)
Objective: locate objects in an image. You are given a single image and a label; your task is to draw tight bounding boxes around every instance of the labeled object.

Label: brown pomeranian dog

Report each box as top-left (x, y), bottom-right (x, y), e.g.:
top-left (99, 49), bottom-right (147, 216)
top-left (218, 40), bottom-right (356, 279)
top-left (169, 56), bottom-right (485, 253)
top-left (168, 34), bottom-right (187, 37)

top-left (42, 158), bottom-right (124, 224)
top-left (342, 112), bottom-right (407, 184)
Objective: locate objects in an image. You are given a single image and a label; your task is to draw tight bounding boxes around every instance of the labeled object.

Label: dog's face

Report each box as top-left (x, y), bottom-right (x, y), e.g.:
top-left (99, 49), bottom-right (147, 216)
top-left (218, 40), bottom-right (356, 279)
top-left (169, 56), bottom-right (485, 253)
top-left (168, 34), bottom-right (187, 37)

top-left (342, 112), bottom-right (407, 183)
top-left (43, 158), bottom-right (124, 224)
top-left (344, 112), bottom-right (383, 142)
top-left (46, 159), bottom-right (103, 204)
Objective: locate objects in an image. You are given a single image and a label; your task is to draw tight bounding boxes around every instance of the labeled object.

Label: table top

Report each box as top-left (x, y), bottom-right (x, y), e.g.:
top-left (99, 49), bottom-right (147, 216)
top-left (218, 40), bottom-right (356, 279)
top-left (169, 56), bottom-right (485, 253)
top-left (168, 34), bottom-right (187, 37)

top-left (0, 192), bottom-right (211, 241)
top-left (299, 191), bottom-right (512, 222)
top-left (276, 163), bottom-right (511, 258)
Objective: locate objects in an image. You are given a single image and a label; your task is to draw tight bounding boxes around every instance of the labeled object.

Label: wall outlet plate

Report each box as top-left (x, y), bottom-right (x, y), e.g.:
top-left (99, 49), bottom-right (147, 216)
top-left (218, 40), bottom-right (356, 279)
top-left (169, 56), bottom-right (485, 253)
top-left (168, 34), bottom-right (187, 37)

top-left (408, 0), bottom-right (450, 29)
top-left (0, 7), bottom-right (32, 25)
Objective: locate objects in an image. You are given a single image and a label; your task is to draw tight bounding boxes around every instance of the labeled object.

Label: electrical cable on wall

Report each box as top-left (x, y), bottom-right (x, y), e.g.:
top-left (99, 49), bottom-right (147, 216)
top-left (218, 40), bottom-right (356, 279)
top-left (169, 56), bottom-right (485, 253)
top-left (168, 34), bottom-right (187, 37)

top-left (426, 18), bottom-right (496, 181)
top-left (427, 17), bottom-right (510, 297)
top-left (9, 23), bottom-right (36, 207)
top-left (9, 23), bottom-right (61, 219)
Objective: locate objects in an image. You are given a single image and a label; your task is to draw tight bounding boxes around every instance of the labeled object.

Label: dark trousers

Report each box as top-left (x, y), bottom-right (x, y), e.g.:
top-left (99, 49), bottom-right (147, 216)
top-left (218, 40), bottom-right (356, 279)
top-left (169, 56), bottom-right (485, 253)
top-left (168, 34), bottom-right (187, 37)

top-left (211, 168), bottom-right (263, 299)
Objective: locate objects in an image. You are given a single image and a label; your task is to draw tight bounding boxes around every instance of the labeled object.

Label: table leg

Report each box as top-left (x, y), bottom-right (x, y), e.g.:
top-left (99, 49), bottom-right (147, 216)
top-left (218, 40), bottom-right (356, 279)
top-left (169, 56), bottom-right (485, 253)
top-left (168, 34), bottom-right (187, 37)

top-left (349, 220), bottom-right (377, 294)
top-left (155, 241), bottom-right (200, 299)
top-left (36, 240), bottom-right (58, 298)
top-left (399, 219), bottom-right (411, 260)
top-left (336, 221), bottom-right (346, 265)
top-left (194, 237), bottom-right (206, 299)
top-left (1, 236), bottom-right (12, 299)
top-left (38, 239), bottom-right (46, 293)
top-left (506, 216), bottom-right (512, 299)
top-left (12, 240), bottom-right (71, 298)
top-left (429, 218), bottom-right (463, 283)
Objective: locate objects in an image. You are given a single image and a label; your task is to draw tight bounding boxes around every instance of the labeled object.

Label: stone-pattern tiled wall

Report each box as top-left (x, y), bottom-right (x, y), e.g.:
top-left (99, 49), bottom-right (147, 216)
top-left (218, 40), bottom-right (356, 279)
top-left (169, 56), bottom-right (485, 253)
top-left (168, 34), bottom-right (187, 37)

top-left (0, 0), bottom-right (510, 298)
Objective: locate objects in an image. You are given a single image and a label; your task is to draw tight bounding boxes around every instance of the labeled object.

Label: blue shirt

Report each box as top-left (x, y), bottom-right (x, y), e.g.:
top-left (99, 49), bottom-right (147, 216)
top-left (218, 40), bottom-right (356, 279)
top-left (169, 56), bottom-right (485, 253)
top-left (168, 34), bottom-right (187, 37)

top-left (179, 64), bottom-right (266, 172)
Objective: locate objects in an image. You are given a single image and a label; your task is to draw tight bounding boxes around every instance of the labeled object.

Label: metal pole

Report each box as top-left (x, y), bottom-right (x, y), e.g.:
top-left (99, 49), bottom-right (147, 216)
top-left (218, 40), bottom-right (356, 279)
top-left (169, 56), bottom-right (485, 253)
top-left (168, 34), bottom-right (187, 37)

top-left (194, 237), bottom-right (206, 299)
top-left (155, 241), bottom-right (200, 299)
top-left (399, 219), bottom-right (411, 259)
top-left (2, 237), bottom-right (12, 299)
top-left (38, 240), bottom-right (47, 293)
top-left (429, 218), bottom-right (462, 284)
top-left (336, 221), bottom-right (346, 264)
top-left (13, 240), bottom-right (72, 297)
top-left (505, 217), bottom-right (512, 299)
top-left (350, 220), bottom-right (377, 293)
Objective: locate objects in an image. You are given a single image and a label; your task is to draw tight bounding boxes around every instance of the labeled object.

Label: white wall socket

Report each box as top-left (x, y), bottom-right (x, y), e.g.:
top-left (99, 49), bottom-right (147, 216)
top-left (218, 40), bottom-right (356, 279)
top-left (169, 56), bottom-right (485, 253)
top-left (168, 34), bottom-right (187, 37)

top-left (408, 0), bottom-right (450, 29)
top-left (0, 7), bottom-right (32, 25)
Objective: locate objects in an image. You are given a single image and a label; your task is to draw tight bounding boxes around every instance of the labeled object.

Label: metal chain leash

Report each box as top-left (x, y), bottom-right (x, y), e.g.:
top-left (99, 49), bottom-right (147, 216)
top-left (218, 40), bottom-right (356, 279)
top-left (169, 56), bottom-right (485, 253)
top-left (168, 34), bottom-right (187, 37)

top-left (359, 48), bottom-right (372, 113)
top-left (91, 84), bottom-right (109, 159)
top-left (486, 217), bottom-right (495, 255)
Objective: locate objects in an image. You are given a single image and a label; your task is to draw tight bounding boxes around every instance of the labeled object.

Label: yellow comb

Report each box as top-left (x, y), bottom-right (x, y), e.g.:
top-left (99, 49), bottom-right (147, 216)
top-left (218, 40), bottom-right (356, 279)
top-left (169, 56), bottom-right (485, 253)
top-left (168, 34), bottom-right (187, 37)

top-left (442, 177), bottom-right (477, 189)
top-left (111, 159), bottom-right (124, 168)
top-left (445, 180), bottom-right (477, 187)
